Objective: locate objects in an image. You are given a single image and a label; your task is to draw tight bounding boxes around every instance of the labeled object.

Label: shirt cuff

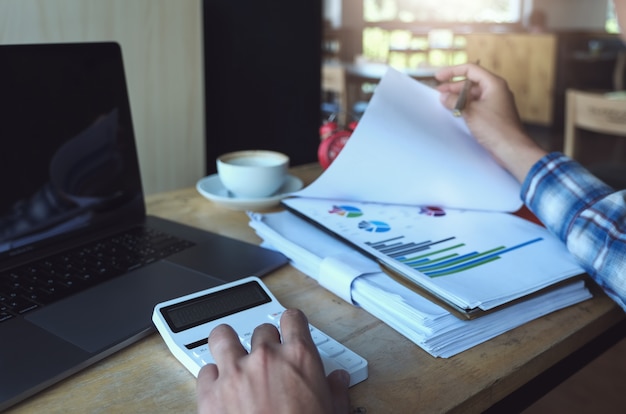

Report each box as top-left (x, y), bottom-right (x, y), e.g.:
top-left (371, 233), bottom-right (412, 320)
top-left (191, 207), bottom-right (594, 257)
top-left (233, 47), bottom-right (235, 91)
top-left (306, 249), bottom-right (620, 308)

top-left (520, 152), bottom-right (614, 241)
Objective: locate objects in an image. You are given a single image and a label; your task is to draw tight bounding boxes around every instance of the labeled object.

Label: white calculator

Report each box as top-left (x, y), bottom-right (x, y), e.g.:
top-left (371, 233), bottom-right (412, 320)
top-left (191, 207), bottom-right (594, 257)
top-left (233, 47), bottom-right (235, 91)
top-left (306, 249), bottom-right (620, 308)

top-left (152, 276), bottom-right (368, 387)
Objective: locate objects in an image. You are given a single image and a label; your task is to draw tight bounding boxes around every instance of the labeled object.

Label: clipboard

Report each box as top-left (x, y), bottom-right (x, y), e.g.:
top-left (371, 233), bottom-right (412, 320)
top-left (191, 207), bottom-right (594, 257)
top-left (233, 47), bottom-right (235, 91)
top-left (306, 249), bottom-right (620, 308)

top-left (282, 201), bottom-right (587, 320)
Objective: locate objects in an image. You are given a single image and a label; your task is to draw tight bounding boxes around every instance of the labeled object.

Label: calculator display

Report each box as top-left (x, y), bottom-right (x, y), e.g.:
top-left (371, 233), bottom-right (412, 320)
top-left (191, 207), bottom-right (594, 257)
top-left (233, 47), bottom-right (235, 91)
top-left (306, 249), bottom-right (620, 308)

top-left (161, 281), bottom-right (271, 333)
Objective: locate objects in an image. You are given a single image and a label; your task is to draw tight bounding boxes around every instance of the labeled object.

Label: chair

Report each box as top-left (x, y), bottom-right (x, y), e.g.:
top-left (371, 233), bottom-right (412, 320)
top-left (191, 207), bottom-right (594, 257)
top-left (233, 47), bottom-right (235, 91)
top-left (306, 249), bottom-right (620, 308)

top-left (612, 50), bottom-right (626, 91)
top-left (564, 89), bottom-right (626, 189)
top-left (321, 63), bottom-right (348, 126)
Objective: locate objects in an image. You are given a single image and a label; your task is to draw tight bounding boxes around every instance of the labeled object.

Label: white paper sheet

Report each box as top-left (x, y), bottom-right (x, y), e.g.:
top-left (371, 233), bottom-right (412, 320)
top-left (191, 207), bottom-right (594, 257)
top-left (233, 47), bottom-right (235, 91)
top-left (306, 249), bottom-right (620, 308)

top-left (297, 68), bottom-right (523, 212)
top-left (248, 211), bottom-right (593, 358)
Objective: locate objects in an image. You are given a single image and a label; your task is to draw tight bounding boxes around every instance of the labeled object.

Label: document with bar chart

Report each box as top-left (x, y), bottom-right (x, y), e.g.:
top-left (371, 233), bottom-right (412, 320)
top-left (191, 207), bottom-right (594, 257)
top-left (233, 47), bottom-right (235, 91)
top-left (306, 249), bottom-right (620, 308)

top-left (282, 197), bottom-right (584, 314)
top-left (279, 68), bottom-right (585, 318)
top-left (249, 209), bottom-right (591, 355)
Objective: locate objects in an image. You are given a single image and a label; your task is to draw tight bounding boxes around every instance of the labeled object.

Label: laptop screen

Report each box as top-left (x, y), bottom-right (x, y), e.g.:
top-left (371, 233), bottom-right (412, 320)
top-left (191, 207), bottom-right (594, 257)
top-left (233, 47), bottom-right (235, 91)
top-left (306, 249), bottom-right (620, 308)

top-left (0, 42), bottom-right (145, 259)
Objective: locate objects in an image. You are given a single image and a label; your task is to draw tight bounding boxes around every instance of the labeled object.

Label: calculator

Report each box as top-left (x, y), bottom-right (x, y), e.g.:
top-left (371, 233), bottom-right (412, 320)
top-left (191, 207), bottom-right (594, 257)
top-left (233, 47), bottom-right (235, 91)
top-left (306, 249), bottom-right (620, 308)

top-left (152, 276), bottom-right (368, 387)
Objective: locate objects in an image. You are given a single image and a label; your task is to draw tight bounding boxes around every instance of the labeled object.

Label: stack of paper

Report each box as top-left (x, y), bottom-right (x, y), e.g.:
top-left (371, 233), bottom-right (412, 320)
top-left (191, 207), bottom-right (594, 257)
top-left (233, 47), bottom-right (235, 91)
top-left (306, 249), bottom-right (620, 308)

top-left (245, 68), bottom-right (592, 357)
top-left (249, 210), bottom-right (592, 358)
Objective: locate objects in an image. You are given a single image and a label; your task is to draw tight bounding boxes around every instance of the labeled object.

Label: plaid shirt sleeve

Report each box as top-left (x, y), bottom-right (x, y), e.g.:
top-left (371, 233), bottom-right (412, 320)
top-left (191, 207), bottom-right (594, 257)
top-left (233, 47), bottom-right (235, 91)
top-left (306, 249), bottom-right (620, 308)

top-left (521, 152), bottom-right (626, 312)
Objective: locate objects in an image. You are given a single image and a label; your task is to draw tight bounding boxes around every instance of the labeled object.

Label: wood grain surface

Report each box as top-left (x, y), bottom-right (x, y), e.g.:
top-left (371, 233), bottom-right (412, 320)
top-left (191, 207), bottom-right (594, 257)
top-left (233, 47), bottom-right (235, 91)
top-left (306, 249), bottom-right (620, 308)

top-left (6, 164), bottom-right (624, 414)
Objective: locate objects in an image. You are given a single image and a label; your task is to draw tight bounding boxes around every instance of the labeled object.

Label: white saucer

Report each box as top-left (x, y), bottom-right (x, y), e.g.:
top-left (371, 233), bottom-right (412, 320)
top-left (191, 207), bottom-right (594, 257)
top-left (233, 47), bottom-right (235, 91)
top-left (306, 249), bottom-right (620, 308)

top-left (196, 174), bottom-right (303, 211)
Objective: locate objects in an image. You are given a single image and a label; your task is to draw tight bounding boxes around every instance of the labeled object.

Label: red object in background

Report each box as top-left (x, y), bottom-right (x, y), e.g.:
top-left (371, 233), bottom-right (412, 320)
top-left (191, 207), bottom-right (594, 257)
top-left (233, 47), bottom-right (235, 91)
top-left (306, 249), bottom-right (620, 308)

top-left (319, 120), bottom-right (338, 140)
top-left (318, 119), bottom-right (358, 169)
top-left (318, 129), bottom-right (352, 169)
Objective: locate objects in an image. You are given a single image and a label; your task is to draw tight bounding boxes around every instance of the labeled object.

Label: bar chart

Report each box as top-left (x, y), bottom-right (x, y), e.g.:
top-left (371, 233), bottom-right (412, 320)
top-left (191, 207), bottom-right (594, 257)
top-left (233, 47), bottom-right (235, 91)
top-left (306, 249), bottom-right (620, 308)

top-left (366, 235), bottom-right (543, 277)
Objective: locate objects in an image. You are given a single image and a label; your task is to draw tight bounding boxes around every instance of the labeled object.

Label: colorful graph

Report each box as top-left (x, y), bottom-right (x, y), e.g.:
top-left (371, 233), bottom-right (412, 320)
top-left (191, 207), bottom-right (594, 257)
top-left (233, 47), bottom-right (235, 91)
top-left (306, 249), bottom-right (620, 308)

top-left (329, 205), bottom-right (363, 218)
top-left (366, 235), bottom-right (543, 277)
top-left (322, 202), bottom-right (545, 278)
top-left (358, 220), bottom-right (391, 233)
top-left (419, 206), bottom-right (446, 217)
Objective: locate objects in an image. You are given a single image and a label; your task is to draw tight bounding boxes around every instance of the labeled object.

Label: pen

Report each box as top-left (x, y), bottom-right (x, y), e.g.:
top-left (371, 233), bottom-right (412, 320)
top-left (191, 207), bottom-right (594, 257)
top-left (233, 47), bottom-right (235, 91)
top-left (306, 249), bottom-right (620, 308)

top-left (452, 77), bottom-right (472, 117)
top-left (452, 60), bottom-right (479, 117)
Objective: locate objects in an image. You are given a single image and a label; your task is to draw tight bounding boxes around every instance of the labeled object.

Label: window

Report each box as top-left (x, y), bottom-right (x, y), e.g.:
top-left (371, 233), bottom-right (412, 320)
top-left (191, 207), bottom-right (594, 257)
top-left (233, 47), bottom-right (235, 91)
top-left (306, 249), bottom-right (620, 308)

top-left (362, 0), bottom-right (522, 68)
top-left (364, 0), bottom-right (522, 24)
top-left (607, 0), bottom-right (619, 33)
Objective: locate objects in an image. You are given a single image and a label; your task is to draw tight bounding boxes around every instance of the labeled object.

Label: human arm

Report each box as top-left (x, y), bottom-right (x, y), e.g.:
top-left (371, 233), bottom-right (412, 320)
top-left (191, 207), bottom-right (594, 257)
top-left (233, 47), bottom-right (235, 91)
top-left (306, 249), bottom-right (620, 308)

top-left (196, 308), bottom-right (351, 414)
top-left (436, 63), bottom-right (626, 312)
top-left (523, 153), bottom-right (626, 312)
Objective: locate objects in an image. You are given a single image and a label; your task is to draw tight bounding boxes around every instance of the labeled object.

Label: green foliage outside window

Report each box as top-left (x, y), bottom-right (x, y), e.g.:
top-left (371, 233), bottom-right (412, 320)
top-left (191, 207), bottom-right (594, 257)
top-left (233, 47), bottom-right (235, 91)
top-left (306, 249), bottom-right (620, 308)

top-left (361, 0), bottom-right (519, 68)
top-left (606, 2), bottom-right (619, 33)
top-left (364, 0), bottom-right (520, 24)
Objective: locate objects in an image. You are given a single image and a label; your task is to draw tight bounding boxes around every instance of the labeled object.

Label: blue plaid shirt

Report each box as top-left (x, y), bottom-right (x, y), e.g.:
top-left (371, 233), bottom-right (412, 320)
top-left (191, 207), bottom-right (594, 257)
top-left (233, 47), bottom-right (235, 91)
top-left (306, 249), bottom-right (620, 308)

top-left (522, 152), bottom-right (626, 312)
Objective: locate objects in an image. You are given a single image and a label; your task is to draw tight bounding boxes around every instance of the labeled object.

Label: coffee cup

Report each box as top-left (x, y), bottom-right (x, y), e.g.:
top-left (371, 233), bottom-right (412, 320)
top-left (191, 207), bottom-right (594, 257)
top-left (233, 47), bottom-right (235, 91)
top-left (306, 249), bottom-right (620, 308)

top-left (217, 150), bottom-right (289, 198)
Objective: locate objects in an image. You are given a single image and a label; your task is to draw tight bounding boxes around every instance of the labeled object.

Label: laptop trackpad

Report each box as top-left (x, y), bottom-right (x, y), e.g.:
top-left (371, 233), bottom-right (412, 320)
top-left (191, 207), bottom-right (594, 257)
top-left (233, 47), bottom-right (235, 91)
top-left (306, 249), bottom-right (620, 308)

top-left (25, 262), bottom-right (222, 353)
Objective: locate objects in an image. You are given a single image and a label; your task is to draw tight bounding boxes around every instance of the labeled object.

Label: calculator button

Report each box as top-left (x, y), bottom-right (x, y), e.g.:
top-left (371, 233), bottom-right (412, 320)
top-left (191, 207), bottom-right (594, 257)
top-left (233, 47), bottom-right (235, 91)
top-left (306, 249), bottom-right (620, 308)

top-left (309, 328), bottom-right (329, 346)
top-left (267, 311), bottom-right (283, 322)
top-left (319, 355), bottom-right (343, 375)
top-left (238, 330), bottom-right (253, 348)
top-left (192, 345), bottom-right (209, 356)
top-left (237, 331), bottom-right (252, 343)
top-left (318, 341), bottom-right (344, 358)
top-left (335, 351), bottom-right (365, 370)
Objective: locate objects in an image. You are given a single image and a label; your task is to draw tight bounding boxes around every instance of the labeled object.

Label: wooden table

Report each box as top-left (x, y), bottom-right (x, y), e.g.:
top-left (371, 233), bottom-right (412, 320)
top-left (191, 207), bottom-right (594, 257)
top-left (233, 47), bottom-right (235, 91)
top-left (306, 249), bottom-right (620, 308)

top-left (7, 163), bottom-right (624, 413)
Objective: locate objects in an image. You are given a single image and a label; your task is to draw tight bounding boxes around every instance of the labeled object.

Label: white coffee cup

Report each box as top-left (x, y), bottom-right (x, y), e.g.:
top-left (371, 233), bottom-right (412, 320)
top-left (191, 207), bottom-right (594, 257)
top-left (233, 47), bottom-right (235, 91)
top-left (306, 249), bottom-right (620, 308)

top-left (217, 150), bottom-right (289, 198)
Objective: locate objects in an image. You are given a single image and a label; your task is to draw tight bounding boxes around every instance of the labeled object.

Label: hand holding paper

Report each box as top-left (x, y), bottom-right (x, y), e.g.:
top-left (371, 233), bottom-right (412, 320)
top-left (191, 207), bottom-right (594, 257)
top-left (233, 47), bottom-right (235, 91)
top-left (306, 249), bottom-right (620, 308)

top-left (297, 68), bottom-right (523, 212)
top-left (250, 68), bottom-right (591, 358)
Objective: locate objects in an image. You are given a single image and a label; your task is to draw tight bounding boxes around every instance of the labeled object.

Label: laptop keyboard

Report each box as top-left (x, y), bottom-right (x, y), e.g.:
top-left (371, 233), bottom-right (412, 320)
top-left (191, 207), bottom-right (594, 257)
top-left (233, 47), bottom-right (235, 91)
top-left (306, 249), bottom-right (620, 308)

top-left (0, 227), bottom-right (195, 323)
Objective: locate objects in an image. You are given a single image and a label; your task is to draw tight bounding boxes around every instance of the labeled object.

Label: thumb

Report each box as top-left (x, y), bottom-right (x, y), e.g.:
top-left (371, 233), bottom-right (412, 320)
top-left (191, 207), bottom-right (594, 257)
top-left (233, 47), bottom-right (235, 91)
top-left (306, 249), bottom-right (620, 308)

top-left (327, 369), bottom-right (351, 414)
top-left (438, 91), bottom-right (459, 111)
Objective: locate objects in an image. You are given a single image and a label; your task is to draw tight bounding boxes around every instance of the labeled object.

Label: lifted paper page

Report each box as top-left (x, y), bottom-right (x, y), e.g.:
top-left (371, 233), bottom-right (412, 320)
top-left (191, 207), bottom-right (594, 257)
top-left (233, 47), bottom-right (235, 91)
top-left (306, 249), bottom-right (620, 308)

top-left (297, 68), bottom-right (522, 212)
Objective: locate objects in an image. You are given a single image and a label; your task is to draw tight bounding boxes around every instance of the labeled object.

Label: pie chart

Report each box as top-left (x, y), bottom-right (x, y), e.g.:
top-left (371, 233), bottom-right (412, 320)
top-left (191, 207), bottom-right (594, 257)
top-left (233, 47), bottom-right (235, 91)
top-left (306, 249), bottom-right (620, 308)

top-left (358, 220), bottom-right (391, 232)
top-left (330, 205), bottom-right (363, 218)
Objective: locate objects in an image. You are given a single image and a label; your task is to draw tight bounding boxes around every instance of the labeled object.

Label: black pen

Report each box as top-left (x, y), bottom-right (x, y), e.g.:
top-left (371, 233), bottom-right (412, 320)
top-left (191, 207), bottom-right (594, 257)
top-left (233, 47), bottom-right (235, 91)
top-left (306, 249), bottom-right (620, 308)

top-left (452, 78), bottom-right (472, 117)
top-left (453, 60), bottom-right (479, 117)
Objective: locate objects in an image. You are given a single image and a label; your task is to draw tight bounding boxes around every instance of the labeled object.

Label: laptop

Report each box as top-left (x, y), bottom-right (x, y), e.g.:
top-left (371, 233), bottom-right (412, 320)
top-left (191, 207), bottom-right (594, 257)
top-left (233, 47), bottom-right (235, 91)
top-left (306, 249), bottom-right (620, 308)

top-left (0, 42), bottom-right (288, 411)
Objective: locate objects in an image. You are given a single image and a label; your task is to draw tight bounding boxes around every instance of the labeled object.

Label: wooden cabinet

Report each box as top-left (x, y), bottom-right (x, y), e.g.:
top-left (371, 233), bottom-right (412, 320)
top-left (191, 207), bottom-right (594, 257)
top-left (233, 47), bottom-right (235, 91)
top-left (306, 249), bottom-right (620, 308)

top-left (465, 33), bottom-right (557, 126)
top-left (466, 32), bottom-right (624, 131)
top-left (551, 32), bottom-right (624, 132)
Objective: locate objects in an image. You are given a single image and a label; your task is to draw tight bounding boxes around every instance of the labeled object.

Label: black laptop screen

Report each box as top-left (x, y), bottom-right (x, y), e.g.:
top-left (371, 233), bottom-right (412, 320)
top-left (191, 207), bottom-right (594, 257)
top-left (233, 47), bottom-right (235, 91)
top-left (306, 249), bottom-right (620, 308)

top-left (0, 42), bottom-right (145, 258)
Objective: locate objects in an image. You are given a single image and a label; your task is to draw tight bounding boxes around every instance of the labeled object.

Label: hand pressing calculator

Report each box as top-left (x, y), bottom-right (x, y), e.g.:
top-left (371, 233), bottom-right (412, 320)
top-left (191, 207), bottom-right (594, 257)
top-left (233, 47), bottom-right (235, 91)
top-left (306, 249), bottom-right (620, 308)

top-left (152, 276), bottom-right (368, 387)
